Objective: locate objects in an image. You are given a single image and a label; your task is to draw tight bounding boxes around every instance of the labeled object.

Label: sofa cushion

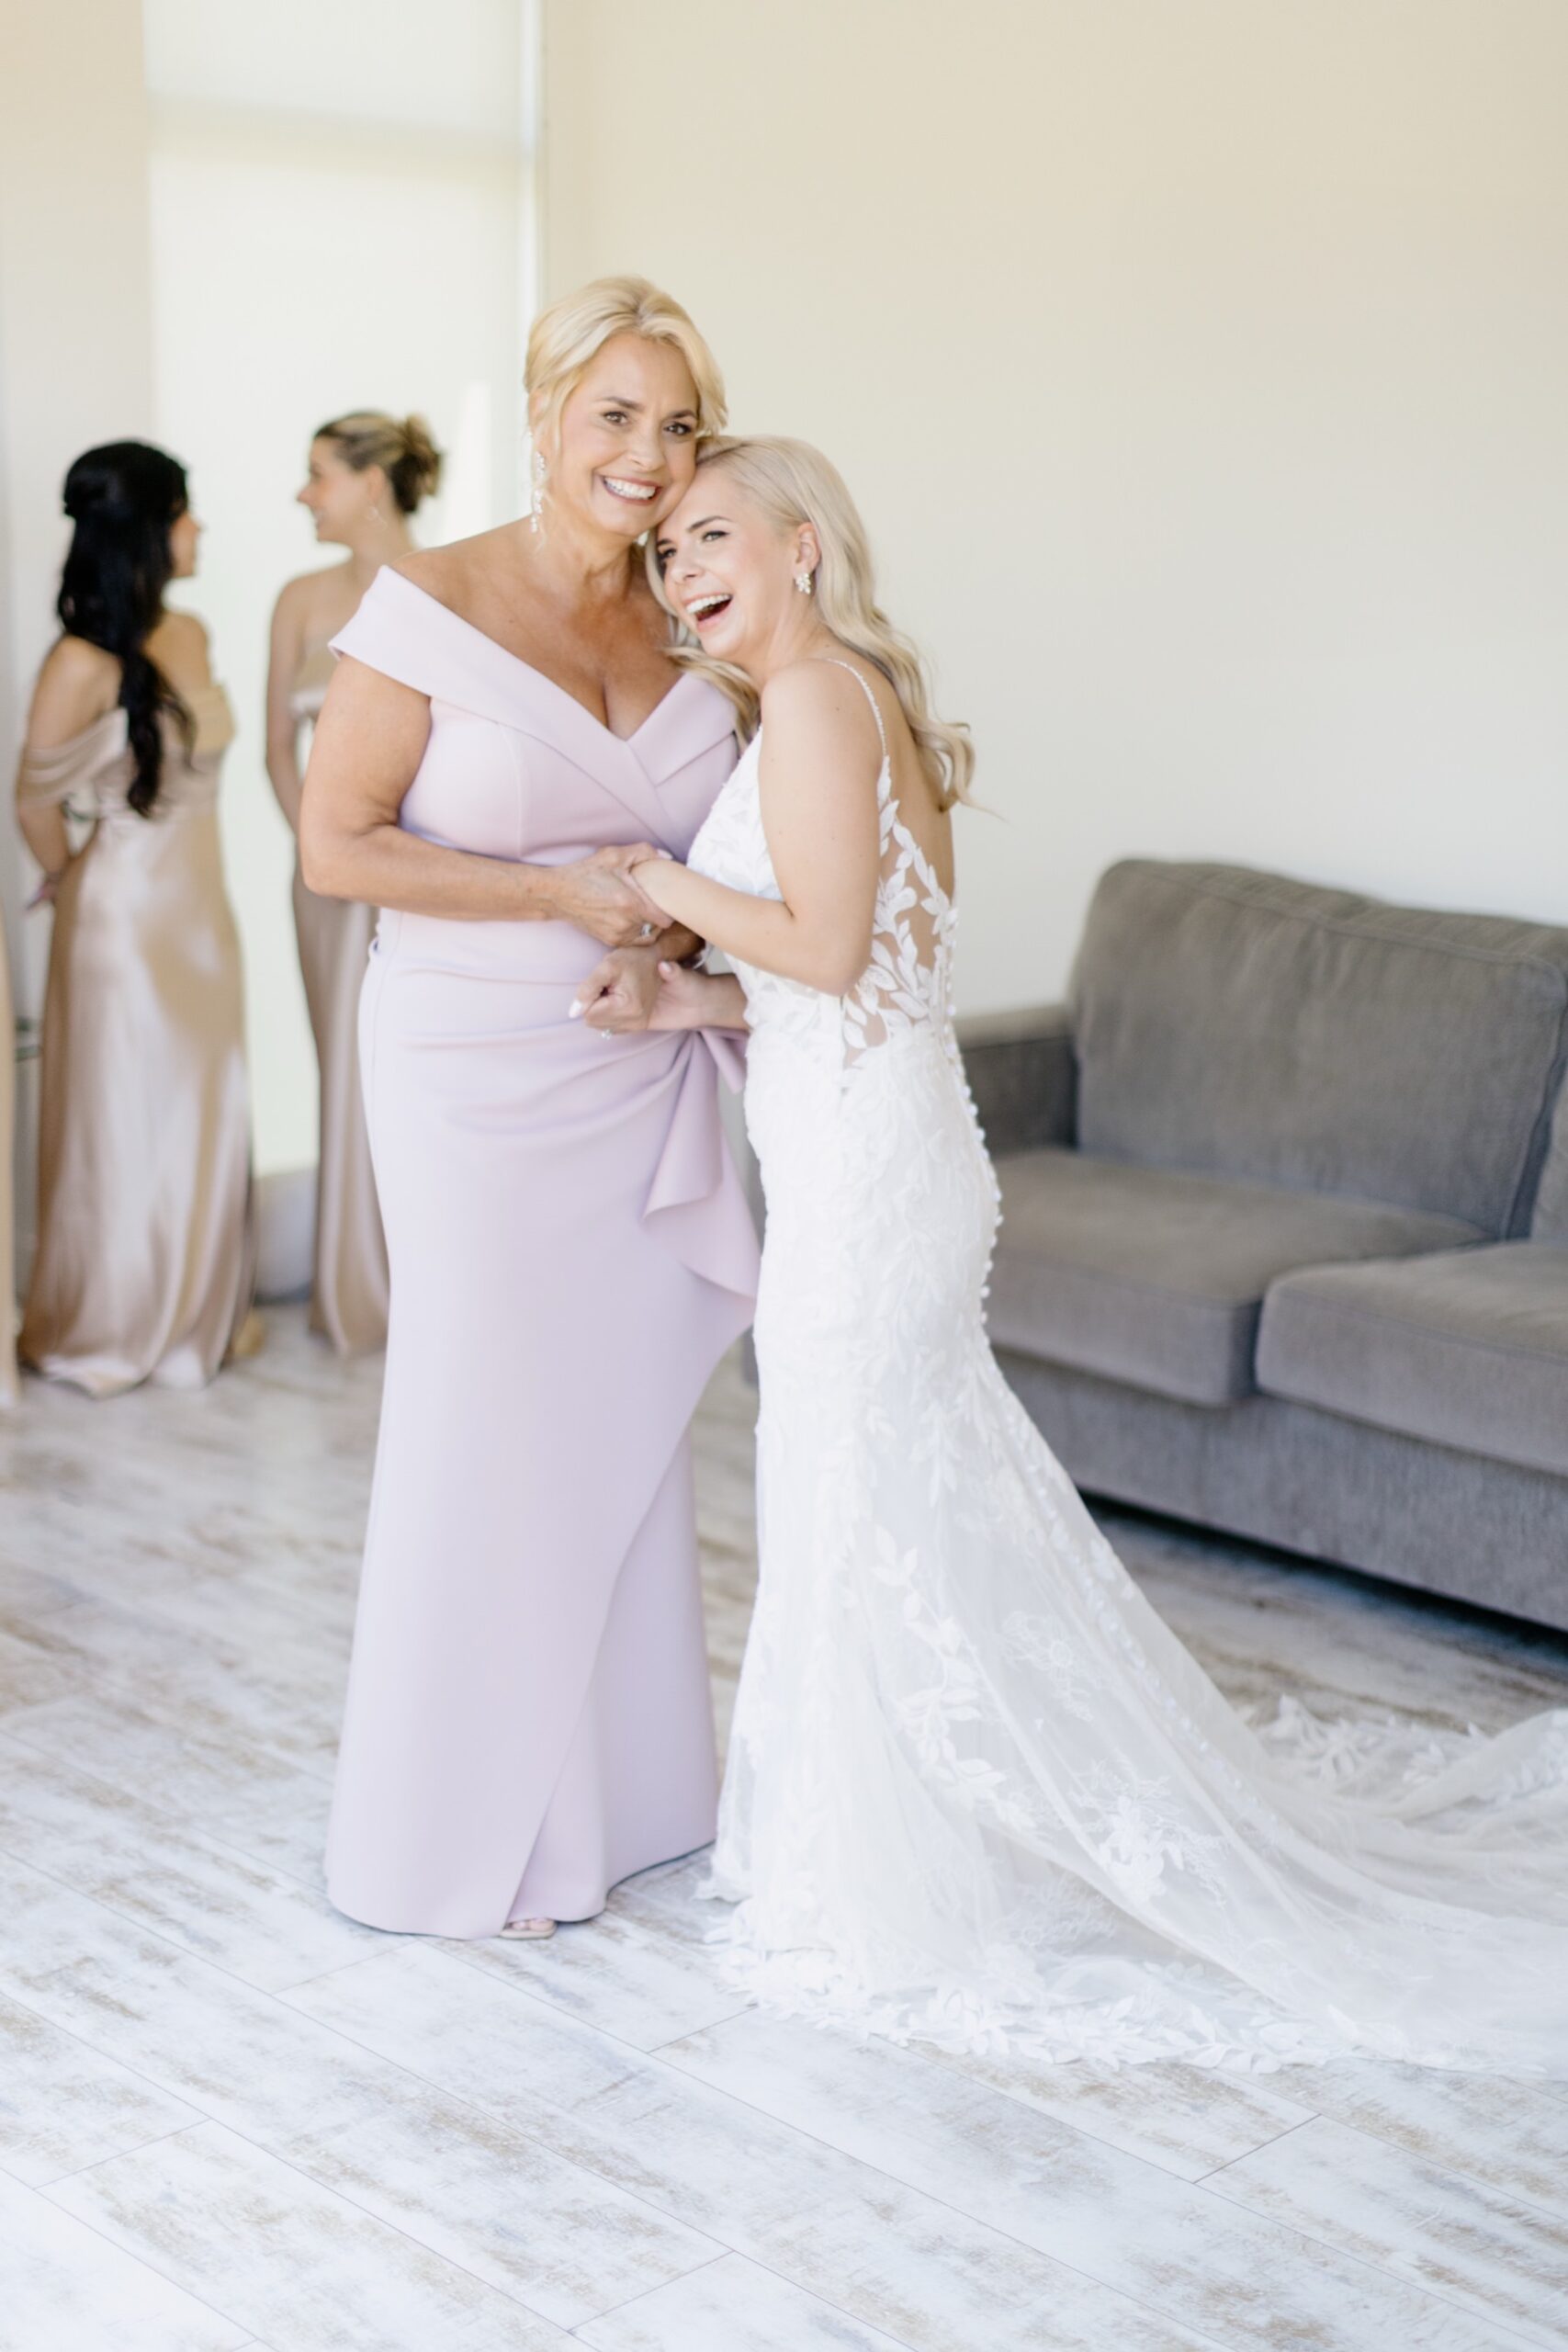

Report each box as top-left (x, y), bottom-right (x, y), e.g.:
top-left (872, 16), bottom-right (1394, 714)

top-left (1257, 1243), bottom-right (1568, 1478)
top-left (1531, 1088), bottom-right (1568, 1244)
top-left (987, 1148), bottom-right (1481, 1407)
top-left (1069, 861), bottom-right (1568, 1236)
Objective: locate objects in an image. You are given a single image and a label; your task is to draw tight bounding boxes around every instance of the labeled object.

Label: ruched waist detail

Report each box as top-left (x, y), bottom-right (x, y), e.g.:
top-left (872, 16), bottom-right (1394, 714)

top-left (374, 907), bottom-right (609, 984)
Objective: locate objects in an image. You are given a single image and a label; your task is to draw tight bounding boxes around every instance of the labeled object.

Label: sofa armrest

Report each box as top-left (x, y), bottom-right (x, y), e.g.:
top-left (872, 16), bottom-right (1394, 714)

top-left (955, 1003), bottom-right (1077, 1154)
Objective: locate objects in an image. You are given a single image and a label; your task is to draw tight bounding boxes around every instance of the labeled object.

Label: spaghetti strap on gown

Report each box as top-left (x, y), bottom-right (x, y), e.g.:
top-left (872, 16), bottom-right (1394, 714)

top-left (324, 568), bottom-right (758, 1938)
top-left (686, 658), bottom-right (1568, 2075)
top-left (17, 687), bottom-right (255, 1396)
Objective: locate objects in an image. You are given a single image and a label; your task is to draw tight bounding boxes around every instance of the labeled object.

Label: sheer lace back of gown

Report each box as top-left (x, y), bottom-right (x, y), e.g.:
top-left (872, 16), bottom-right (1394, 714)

top-left (691, 658), bottom-right (959, 1077)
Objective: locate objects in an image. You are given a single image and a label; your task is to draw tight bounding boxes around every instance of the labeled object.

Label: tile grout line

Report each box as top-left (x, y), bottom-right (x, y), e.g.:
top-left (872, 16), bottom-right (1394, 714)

top-left (201, 2106), bottom-right (733, 2333)
top-left (648, 2024), bottom-right (1551, 2352)
top-left (1192, 2110), bottom-right (1318, 2184)
top-left (1200, 2097), bottom-right (1568, 2224)
top-left (0, 1854), bottom-right (746, 2320)
top-left (1195, 2125), bottom-right (1550, 2352)
top-left (299, 1955), bottom-right (1244, 2352)
top-left (566, 2245), bottom-right (925, 2351)
top-left (0, 1836), bottom-right (363, 2008)
top-left (33, 2117), bottom-right (211, 2193)
top-left (0, 1764), bottom-right (339, 1910)
top-left (564, 2247), bottom-right (730, 2338)
top-left (39, 2094), bottom-right (701, 2340)
top-left (890, 2016), bottom-right (1321, 2187)
top-left (31, 2114), bottom-right (209, 2194)
top-left (0, 1702), bottom-right (340, 1817)
top-left (27, 2157), bottom-right (257, 2348)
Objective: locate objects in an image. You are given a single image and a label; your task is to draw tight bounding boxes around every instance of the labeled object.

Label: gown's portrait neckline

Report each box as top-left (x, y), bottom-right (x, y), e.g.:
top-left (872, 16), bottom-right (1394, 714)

top-left (380, 566), bottom-right (701, 747)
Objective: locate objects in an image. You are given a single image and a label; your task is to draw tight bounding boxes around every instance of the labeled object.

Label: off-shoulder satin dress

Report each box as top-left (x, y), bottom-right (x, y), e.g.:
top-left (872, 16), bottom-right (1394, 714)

top-left (290, 639), bottom-right (388, 1355)
top-left (323, 568), bottom-right (759, 1937)
top-left (17, 685), bottom-right (256, 1395)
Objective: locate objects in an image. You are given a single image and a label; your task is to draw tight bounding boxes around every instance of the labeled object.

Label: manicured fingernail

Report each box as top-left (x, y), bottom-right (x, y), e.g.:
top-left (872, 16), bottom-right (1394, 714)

top-left (659, 962), bottom-right (675, 976)
top-left (568, 1001), bottom-right (583, 1018)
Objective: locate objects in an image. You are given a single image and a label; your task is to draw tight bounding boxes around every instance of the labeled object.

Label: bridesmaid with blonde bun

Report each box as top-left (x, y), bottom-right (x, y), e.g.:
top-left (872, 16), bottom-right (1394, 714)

top-left (266, 412), bottom-right (443, 1353)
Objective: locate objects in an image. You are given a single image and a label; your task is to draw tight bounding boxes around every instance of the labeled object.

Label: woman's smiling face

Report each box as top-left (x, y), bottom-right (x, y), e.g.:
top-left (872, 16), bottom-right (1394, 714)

top-left (297, 438), bottom-right (382, 544)
top-left (656, 469), bottom-right (815, 671)
top-left (545, 334), bottom-right (703, 540)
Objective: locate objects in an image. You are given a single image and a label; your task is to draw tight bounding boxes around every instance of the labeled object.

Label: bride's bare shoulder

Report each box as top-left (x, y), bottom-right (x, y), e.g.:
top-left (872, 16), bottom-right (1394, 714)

top-left (761, 658), bottom-right (884, 758)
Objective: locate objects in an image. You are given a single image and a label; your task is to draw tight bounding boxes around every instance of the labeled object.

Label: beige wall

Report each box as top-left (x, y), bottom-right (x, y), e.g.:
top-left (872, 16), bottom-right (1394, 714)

top-left (542, 0), bottom-right (1568, 1011)
top-left (0, 0), bottom-right (155, 1264)
top-left (2, 0), bottom-right (538, 1304)
top-left (146, 0), bottom-right (534, 1177)
top-left (0, 0), bottom-right (154, 991)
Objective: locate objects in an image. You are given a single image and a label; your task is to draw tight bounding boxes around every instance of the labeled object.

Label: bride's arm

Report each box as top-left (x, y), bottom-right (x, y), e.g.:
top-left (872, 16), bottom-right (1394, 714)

top-left (631, 663), bottom-right (881, 997)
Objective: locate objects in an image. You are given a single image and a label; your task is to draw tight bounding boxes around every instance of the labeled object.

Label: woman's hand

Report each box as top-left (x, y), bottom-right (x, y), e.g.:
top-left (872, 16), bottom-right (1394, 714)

top-left (549, 844), bottom-right (671, 948)
top-left (649, 962), bottom-right (749, 1034)
top-left (571, 944), bottom-right (663, 1033)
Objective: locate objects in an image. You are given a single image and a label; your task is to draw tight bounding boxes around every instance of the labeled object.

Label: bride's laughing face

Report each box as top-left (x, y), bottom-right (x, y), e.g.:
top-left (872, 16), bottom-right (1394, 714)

top-left (543, 334), bottom-right (702, 542)
top-left (656, 475), bottom-right (818, 673)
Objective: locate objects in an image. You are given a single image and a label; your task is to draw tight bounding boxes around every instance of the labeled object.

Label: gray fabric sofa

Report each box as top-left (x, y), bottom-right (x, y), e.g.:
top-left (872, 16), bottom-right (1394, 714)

top-left (960, 861), bottom-right (1568, 1631)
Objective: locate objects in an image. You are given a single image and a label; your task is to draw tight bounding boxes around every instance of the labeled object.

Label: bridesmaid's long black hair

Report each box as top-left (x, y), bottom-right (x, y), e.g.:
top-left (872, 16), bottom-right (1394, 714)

top-left (57, 441), bottom-right (193, 817)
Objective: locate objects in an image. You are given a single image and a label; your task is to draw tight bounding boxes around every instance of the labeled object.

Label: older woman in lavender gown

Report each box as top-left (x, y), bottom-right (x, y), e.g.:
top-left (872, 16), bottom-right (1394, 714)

top-left (303, 278), bottom-right (757, 1941)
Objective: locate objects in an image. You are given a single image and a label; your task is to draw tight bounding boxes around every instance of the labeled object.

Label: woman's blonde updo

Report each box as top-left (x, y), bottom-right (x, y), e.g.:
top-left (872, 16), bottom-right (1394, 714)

top-left (655, 435), bottom-right (975, 810)
top-left (525, 276), bottom-right (727, 468)
top-left (315, 411), bottom-right (444, 514)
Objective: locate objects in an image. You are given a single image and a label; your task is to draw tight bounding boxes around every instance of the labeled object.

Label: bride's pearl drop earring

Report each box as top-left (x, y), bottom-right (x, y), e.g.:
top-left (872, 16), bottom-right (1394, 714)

top-left (529, 450), bottom-right (547, 533)
top-left (794, 569), bottom-right (814, 595)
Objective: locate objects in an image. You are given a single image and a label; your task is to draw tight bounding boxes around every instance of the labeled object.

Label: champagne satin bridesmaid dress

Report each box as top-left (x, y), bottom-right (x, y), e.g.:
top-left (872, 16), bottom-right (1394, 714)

top-left (0, 903), bottom-right (17, 1407)
top-left (324, 568), bottom-right (759, 1938)
top-left (290, 639), bottom-right (389, 1355)
top-left (17, 687), bottom-right (256, 1395)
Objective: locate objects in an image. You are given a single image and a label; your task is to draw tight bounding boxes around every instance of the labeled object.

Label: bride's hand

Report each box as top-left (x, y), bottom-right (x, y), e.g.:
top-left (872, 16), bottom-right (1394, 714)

top-left (549, 845), bottom-right (669, 947)
top-left (647, 960), bottom-right (750, 1033)
top-left (645, 958), bottom-right (709, 1032)
top-left (571, 944), bottom-right (662, 1033)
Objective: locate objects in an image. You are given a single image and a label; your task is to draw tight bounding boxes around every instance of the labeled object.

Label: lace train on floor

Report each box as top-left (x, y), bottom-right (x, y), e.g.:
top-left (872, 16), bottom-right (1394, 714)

top-left (686, 669), bottom-right (1568, 2078)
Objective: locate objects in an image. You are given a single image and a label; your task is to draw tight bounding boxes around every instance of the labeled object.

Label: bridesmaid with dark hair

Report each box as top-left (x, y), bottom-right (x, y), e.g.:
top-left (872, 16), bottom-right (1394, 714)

top-left (14, 440), bottom-right (255, 1395)
top-left (266, 412), bottom-right (443, 1355)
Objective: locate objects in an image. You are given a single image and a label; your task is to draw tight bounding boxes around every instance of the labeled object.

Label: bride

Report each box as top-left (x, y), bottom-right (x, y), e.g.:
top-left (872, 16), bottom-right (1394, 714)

top-left (607, 434), bottom-right (1568, 2074)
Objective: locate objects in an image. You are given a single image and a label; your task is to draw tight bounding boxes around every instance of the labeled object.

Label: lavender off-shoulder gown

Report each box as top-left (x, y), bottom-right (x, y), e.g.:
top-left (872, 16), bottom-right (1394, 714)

top-left (324, 569), bottom-right (758, 1937)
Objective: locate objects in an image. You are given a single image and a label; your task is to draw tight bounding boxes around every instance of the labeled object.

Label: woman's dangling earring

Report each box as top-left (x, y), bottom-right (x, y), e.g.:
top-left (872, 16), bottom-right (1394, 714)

top-left (529, 449), bottom-right (547, 534)
top-left (794, 569), bottom-right (814, 595)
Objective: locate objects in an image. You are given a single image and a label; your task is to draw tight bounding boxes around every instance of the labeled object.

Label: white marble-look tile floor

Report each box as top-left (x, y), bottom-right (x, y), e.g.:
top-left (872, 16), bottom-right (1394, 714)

top-left (2, 1306), bottom-right (1567, 2351)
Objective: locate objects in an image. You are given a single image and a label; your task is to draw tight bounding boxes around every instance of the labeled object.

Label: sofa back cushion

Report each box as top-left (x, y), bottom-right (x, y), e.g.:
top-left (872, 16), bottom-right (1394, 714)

top-left (1530, 1087), bottom-right (1568, 1242)
top-left (1069, 862), bottom-right (1568, 1236)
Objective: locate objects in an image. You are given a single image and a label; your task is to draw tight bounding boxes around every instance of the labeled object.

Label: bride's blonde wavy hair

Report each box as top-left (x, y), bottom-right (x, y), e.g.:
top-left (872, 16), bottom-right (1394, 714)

top-left (652, 435), bottom-right (974, 810)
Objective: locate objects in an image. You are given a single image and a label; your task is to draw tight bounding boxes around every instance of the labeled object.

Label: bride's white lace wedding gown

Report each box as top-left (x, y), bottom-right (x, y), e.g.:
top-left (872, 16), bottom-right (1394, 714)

top-left (685, 660), bottom-right (1568, 2073)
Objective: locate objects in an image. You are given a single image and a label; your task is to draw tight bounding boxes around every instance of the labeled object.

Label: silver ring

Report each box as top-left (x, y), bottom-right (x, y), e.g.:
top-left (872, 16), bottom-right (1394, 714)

top-left (638, 922), bottom-right (656, 940)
